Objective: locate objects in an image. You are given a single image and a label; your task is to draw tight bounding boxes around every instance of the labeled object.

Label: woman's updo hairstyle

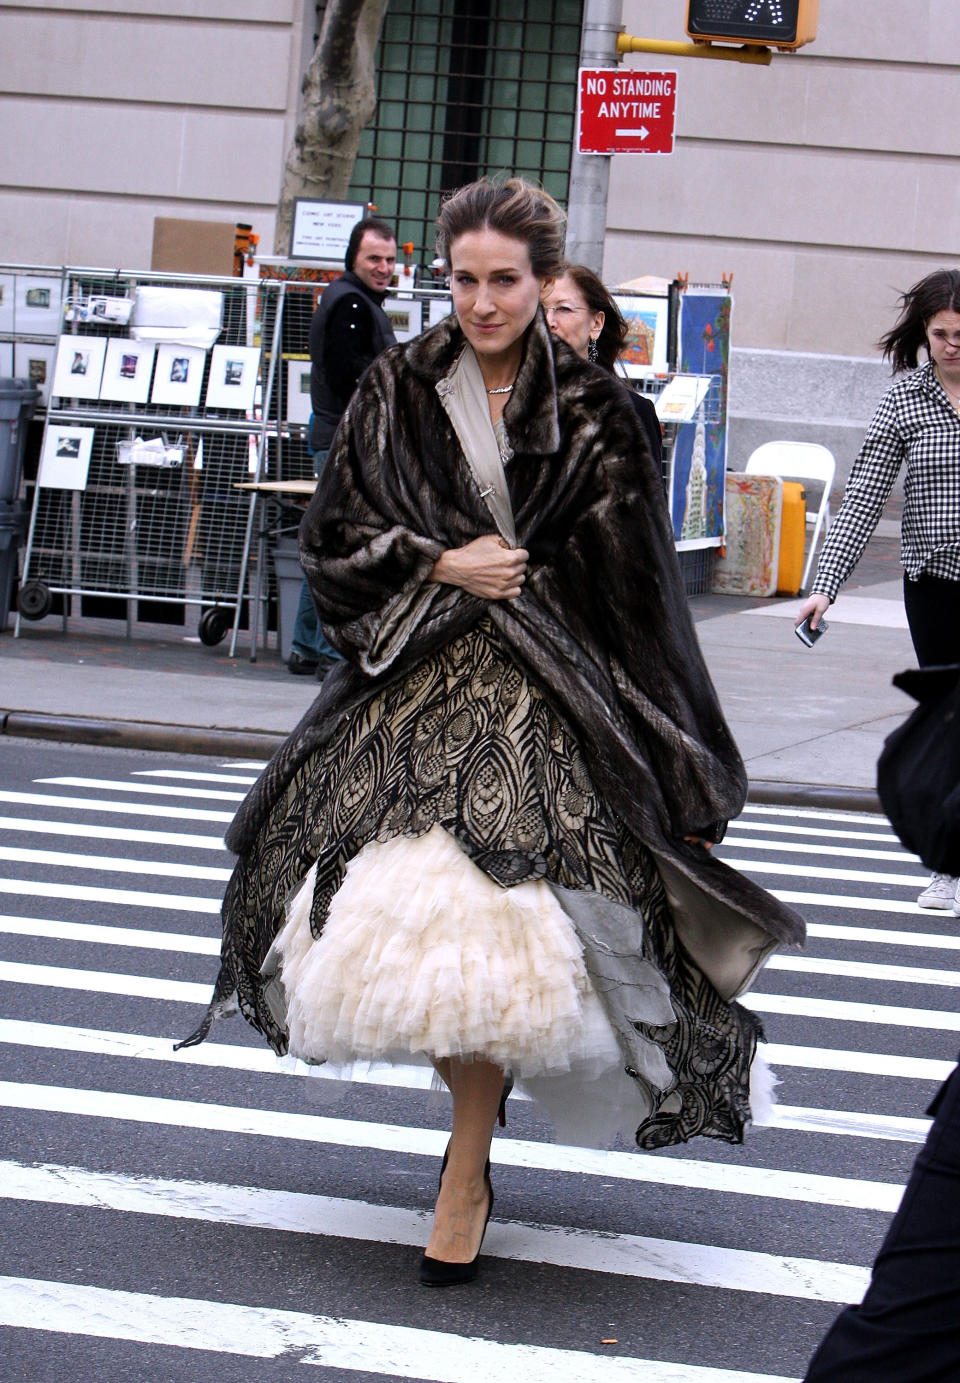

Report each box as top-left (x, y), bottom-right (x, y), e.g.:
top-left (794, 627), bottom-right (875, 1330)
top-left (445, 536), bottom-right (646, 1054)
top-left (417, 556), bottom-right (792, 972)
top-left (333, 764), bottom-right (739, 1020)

top-left (436, 176), bottom-right (567, 280)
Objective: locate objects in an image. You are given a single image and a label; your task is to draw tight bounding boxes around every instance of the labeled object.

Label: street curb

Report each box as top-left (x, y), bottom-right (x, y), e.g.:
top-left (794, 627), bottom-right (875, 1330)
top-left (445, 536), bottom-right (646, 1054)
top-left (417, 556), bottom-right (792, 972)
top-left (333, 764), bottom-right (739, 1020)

top-left (0, 711), bottom-right (284, 760)
top-left (1, 709), bottom-right (885, 812)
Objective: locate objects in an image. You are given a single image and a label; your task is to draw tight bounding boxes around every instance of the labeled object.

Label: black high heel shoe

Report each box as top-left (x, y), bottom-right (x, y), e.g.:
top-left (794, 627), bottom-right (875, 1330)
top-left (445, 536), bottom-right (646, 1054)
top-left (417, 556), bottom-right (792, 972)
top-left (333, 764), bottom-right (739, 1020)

top-left (418, 1155), bottom-right (494, 1287)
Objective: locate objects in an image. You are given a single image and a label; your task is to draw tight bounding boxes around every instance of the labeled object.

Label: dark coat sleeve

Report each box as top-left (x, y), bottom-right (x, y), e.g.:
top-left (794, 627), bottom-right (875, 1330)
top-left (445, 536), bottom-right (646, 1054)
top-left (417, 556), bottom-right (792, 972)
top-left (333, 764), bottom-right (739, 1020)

top-left (625, 386), bottom-right (663, 469)
top-left (298, 355), bottom-right (448, 676)
top-left (320, 293), bottom-right (382, 405)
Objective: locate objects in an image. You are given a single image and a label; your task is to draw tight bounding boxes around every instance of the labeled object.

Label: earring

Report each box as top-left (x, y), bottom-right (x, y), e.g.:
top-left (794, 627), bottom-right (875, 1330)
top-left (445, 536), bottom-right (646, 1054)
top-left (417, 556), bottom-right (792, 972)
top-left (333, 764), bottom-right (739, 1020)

top-left (587, 337), bottom-right (599, 364)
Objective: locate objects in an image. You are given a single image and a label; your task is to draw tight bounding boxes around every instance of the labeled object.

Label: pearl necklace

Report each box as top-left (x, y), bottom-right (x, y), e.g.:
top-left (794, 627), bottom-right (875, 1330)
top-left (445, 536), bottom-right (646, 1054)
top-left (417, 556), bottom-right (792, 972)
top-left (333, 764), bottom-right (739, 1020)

top-left (486, 383), bottom-right (514, 395)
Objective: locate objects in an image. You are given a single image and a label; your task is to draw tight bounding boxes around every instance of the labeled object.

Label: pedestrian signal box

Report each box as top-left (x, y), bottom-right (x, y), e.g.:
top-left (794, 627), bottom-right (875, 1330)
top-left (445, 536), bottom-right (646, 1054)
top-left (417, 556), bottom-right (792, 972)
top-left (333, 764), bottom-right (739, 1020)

top-left (686, 0), bottom-right (818, 51)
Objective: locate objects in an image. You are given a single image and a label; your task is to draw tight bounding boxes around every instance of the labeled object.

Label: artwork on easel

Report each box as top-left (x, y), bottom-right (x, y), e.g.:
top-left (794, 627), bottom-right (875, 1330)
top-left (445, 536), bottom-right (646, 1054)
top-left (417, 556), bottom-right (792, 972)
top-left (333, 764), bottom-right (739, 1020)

top-left (51, 334), bottom-right (108, 401)
top-left (204, 344), bottom-right (261, 411)
top-left (38, 424), bottom-right (95, 490)
top-left (613, 295), bottom-right (670, 377)
top-left (99, 339), bottom-right (157, 404)
top-left (151, 344), bottom-right (206, 407)
top-left (286, 359), bottom-right (312, 425)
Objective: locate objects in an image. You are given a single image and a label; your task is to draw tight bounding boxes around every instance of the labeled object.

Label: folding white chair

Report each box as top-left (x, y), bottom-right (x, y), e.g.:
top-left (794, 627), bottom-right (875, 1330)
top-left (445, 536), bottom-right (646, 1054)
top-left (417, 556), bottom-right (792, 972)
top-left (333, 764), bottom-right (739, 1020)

top-left (745, 441), bottom-right (836, 591)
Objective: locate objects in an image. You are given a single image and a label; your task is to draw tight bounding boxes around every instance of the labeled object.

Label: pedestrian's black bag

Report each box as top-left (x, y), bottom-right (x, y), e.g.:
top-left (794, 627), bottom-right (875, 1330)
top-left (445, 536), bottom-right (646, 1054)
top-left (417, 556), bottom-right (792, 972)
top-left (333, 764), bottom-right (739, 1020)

top-left (876, 664), bottom-right (960, 874)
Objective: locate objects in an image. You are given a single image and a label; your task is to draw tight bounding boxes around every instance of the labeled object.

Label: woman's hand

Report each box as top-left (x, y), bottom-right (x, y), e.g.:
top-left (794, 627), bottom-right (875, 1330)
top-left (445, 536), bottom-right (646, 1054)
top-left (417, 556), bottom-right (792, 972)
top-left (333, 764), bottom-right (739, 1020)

top-left (431, 534), bottom-right (529, 600)
top-left (795, 592), bottom-right (830, 631)
top-left (683, 835), bottom-right (714, 851)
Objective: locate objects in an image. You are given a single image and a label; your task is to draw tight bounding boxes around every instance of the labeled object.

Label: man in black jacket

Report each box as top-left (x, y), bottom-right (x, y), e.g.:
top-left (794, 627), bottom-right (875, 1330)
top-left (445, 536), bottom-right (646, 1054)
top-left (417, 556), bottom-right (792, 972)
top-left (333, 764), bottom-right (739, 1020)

top-left (289, 217), bottom-right (397, 675)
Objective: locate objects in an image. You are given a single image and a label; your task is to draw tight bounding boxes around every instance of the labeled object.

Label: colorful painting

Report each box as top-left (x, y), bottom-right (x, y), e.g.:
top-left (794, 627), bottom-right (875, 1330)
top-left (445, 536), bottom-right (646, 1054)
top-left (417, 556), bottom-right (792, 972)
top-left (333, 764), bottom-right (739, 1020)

top-left (711, 473), bottom-right (783, 597)
top-left (668, 290), bottom-right (731, 544)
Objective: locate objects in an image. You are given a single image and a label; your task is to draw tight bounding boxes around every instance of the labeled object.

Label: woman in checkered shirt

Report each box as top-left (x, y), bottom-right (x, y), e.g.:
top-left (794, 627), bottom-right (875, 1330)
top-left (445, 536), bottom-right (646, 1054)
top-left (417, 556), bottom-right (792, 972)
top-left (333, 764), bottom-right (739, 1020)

top-left (797, 268), bottom-right (960, 912)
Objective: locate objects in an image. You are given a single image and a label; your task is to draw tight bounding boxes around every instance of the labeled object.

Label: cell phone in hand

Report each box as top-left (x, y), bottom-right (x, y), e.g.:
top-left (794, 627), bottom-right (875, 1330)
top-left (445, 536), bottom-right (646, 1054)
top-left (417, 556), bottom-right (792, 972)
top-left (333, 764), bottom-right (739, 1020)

top-left (795, 615), bottom-right (829, 647)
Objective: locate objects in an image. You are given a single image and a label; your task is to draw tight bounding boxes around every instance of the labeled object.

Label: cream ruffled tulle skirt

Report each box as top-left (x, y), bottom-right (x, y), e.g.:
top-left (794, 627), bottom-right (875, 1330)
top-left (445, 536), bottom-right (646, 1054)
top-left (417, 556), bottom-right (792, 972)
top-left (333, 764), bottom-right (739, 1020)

top-left (266, 824), bottom-right (775, 1146)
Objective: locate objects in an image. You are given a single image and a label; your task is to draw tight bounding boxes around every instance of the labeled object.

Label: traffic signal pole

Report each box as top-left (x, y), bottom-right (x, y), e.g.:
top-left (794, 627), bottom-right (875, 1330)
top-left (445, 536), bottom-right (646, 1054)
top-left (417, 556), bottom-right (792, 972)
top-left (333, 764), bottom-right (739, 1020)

top-left (564, 0), bottom-right (621, 272)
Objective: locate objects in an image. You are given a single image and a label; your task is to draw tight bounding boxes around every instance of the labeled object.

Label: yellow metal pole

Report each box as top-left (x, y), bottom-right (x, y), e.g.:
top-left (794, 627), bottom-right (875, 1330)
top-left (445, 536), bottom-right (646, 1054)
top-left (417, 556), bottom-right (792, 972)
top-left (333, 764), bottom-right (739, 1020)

top-left (617, 34), bottom-right (773, 65)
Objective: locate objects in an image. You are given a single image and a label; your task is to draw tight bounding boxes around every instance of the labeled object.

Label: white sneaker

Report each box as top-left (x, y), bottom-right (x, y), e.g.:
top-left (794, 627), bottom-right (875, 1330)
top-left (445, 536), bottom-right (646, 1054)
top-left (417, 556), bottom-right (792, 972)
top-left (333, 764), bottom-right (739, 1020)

top-left (917, 873), bottom-right (959, 909)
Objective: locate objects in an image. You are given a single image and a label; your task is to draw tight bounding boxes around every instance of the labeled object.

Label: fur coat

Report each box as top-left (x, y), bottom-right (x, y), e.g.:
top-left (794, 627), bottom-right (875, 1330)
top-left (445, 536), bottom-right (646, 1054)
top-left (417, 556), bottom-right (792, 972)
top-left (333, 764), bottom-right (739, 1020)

top-left (185, 309), bottom-right (804, 1145)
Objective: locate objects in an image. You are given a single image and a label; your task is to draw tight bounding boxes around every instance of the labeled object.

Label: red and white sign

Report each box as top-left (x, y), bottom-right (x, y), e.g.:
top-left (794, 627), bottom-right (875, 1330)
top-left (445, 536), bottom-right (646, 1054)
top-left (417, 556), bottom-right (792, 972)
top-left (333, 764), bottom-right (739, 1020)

top-left (577, 67), bottom-right (677, 155)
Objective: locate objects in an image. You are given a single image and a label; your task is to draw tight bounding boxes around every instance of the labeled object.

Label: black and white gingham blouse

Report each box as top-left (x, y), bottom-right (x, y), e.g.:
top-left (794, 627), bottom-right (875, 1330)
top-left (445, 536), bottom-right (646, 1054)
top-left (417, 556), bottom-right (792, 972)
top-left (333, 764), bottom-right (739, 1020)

top-left (811, 360), bottom-right (960, 602)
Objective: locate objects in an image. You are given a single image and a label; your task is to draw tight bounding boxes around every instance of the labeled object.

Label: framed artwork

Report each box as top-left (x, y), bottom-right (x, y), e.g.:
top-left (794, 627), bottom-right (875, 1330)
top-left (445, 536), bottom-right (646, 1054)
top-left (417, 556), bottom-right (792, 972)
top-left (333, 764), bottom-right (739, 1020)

top-left (204, 344), bottom-right (261, 411)
top-left (429, 297), bottom-right (453, 325)
top-left (38, 424), bottom-right (95, 490)
top-left (286, 359), bottom-right (312, 425)
top-left (0, 274), bottom-right (14, 334)
top-left (289, 198), bottom-right (365, 260)
top-left (16, 275), bottom-right (63, 334)
top-left (51, 334), bottom-right (108, 401)
top-left (613, 294), bottom-right (670, 377)
top-left (383, 297), bottom-right (423, 343)
top-left (15, 343), bottom-right (56, 405)
top-left (0, 342), bottom-right (12, 377)
top-left (150, 344), bottom-right (206, 407)
top-left (99, 338), bottom-right (156, 404)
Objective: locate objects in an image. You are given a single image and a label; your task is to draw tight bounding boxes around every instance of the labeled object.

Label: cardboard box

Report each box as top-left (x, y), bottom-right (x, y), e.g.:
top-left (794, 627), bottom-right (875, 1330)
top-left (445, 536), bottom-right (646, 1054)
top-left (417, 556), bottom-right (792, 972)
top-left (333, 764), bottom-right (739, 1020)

top-left (151, 218), bottom-right (237, 276)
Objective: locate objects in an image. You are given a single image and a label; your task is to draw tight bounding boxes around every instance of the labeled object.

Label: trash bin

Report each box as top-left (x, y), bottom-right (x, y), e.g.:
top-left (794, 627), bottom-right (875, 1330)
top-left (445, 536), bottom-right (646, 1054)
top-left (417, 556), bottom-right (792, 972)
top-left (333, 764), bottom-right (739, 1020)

top-left (0, 500), bottom-right (29, 630)
top-left (0, 378), bottom-right (41, 503)
top-left (273, 536), bottom-right (305, 663)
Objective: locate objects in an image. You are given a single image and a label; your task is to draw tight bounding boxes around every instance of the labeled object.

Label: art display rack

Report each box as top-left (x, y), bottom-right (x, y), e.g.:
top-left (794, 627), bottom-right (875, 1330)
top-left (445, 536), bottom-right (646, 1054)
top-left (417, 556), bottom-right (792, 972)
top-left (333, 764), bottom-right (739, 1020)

top-left (13, 266), bottom-right (285, 654)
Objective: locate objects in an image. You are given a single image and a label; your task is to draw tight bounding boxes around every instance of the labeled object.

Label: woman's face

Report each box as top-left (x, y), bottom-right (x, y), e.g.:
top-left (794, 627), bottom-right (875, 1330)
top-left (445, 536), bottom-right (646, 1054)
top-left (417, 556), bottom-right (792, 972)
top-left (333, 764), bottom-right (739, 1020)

top-left (926, 308), bottom-right (960, 374)
top-left (448, 229), bottom-right (545, 366)
top-left (542, 274), bottom-right (604, 359)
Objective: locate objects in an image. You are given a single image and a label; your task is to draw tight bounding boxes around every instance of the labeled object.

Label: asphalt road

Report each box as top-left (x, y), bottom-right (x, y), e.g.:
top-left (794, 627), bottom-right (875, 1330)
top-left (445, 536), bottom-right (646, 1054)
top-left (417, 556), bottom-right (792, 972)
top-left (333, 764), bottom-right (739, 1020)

top-left (0, 737), bottom-right (953, 1382)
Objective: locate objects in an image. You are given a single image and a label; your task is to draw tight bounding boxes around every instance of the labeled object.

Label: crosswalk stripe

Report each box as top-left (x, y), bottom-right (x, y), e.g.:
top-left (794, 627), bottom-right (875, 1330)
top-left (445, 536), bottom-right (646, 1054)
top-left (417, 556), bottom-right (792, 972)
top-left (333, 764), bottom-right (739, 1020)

top-left (741, 805), bottom-right (887, 828)
top-left (0, 815), bottom-right (226, 851)
top-left (729, 820), bottom-right (903, 846)
top-left (762, 1041), bottom-right (954, 1082)
top-left (0, 1081), bottom-right (905, 1211)
top-left (723, 836), bottom-right (914, 864)
top-left (0, 917), bottom-right (221, 955)
top-left (0, 789), bottom-right (234, 823)
top-left (0, 879), bottom-right (220, 912)
top-left (0, 961), bottom-right (211, 1003)
top-left (0, 1018), bottom-right (940, 1139)
top-left (0, 1276), bottom-right (799, 1383)
top-left (0, 844), bottom-right (231, 882)
top-left (0, 1160), bottom-right (870, 1303)
top-left (774, 889), bottom-right (926, 915)
top-left (806, 921), bottom-right (960, 952)
top-left (725, 857), bottom-right (926, 887)
top-left (746, 992), bottom-right (960, 1031)
top-left (218, 760), bottom-right (269, 769)
top-left (767, 954), bottom-right (960, 987)
top-left (133, 769), bottom-right (258, 785)
top-left (37, 776), bottom-right (246, 802)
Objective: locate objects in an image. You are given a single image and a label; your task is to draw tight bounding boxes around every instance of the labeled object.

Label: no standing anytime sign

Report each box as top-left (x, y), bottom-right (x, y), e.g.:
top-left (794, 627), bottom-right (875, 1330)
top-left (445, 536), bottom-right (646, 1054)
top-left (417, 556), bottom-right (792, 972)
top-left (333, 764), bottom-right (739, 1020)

top-left (577, 68), bottom-right (678, 155)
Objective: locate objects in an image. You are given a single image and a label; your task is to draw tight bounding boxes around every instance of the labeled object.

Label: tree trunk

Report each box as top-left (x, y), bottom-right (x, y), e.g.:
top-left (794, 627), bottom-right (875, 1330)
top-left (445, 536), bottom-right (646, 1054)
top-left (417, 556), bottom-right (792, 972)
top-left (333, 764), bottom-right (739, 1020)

top-left (274, 0), bottom-right (390, 255)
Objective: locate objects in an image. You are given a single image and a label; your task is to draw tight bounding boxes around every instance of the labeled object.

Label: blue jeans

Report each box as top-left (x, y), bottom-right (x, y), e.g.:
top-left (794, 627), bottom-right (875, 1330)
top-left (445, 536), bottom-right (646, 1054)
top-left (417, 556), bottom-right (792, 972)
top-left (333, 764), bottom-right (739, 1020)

top-left (290, 577), bottom-right (339, 663)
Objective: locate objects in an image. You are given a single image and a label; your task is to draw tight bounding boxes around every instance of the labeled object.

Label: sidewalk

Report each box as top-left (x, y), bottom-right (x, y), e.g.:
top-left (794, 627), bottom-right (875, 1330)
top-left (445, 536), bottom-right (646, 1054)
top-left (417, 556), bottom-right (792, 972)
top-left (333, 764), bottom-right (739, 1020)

top-left (0, 523), bottom-right (913, 807)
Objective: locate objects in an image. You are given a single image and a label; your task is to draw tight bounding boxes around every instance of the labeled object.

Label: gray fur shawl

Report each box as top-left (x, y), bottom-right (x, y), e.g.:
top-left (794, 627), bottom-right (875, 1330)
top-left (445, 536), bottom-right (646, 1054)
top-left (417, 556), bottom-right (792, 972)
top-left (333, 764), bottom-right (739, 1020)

top-left (231, 309), bottom-right (803, 982)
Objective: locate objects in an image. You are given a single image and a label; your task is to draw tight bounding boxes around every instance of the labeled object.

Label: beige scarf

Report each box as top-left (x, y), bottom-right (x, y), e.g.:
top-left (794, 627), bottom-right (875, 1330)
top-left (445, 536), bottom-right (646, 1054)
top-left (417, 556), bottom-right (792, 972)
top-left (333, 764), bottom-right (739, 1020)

top-left (436, 346), bottom-right (517, 547)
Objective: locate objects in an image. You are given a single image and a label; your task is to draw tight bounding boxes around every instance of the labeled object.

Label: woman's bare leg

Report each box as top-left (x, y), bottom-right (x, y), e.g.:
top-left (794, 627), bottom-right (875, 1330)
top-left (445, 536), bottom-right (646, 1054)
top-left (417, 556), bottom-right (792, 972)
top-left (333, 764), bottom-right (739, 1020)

top-left (426, 1056), bottom-right (503, 1262)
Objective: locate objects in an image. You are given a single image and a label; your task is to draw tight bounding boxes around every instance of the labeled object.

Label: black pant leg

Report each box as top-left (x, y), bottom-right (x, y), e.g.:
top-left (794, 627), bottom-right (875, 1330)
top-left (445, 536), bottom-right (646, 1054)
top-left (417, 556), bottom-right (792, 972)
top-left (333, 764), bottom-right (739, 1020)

top-left (803, 1062), bottom-right (960, 1382)
top-left (902, 574), bottom-right (960, 667)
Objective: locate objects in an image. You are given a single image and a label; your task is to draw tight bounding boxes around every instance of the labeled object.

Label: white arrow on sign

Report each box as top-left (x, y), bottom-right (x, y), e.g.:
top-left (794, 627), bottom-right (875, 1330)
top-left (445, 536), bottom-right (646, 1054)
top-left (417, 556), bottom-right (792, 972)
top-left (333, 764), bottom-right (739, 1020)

top-left (615, 126), bottom-right (650, 139)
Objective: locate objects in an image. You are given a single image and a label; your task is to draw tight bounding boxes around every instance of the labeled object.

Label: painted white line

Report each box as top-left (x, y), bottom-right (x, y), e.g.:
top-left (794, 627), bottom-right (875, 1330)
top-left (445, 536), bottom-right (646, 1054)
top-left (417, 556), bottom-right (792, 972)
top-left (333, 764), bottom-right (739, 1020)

top-left (0, 789), bottom-right (233, 823)
top-left (767, 955), bottom-right (960, 987)
top-left (729, 820), bottom-right (903, 846)
top-left (0, 815), bottom-right (226, 851)
top-left (0, 918), bottom-right (220, 956)
top-left (218, 760), bottom-right (269, 769)
top-left (37, 776), bottom-right (246, 803)
top-left (761, 1042), bottom-right (955, 1083)
top-left (746, 992), bottom-right (960, 1032)
top-left (722, 836), bottom-right (914, 864)
top-left (740, 805), bottom-right (888, 828)
top-left (0, 1081), bottom-right (904, 1211)
top-left (0, 962), bottom-right (211, 1004)
top-left (774, 890), bottom-right (928, 915)
top-left (806, 921), bottom-right (960, 952)
top-left (0, 1276), bottom-right (800, 1383)
top-left (762, 1105), bottom-right (929, 1144)
top-left (726, 857), bottom-right (925, 888)
top-left (0, 878), bottom-right (220, 912)
top-left (0, 844), bottom-right (230, 882)
top-left (0, 1161), bottom-right (869, 1304)
top-left (133, 770), bottom-right (258, 785)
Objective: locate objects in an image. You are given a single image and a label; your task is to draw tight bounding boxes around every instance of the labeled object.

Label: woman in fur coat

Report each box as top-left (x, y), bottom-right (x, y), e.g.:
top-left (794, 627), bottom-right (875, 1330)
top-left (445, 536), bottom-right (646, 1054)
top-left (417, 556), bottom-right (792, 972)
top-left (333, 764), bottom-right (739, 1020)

top-left (180, 177), bottom-right (803, 1287)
